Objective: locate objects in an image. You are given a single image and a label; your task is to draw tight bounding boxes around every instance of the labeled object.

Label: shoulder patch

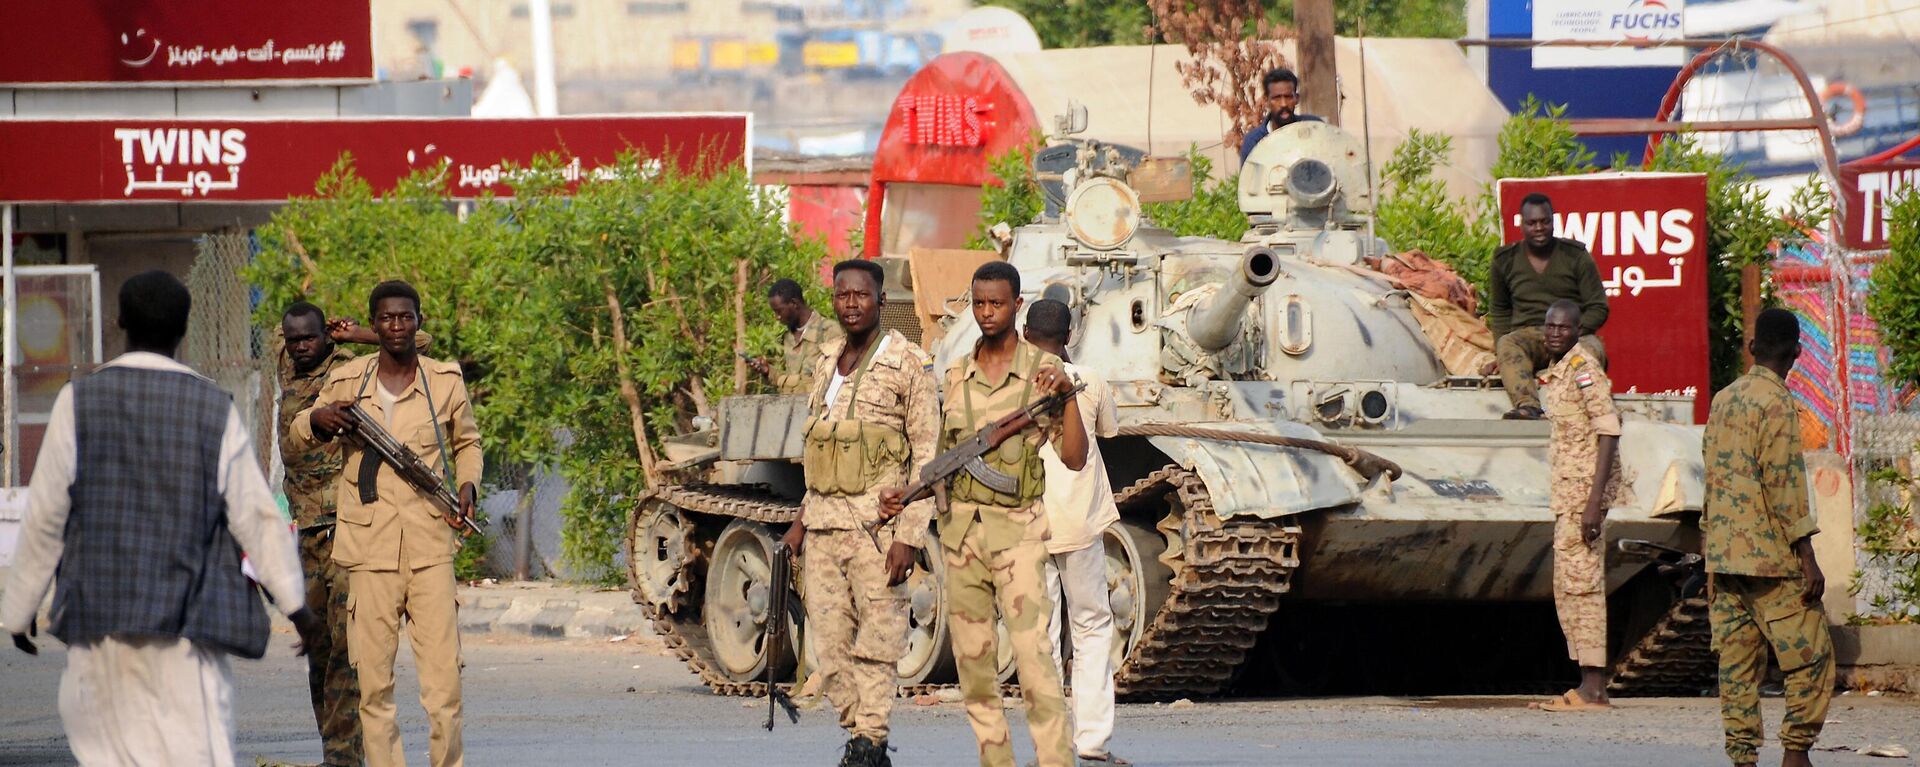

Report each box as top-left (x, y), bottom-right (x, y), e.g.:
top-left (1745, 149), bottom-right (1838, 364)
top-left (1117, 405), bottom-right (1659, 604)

top-left (1568, 355), bottom-right (1587, 371)
top-left (1575, 371), bottom-right (1596, 389)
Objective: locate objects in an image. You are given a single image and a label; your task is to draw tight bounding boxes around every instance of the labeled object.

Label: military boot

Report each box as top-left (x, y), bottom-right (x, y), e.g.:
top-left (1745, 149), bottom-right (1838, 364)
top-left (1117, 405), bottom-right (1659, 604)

top-left (838, 735), bottom-right (891, 767)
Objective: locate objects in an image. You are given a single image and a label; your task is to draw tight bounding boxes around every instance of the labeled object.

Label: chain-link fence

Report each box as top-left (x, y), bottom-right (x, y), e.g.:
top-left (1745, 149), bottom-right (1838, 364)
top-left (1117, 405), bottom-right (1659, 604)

top-left (182, 230), bottom-right (280, 488)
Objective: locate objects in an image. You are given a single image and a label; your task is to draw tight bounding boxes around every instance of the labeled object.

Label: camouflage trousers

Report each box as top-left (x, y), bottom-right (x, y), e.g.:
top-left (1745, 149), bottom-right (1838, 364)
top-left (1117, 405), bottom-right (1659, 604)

top-left (1549, 509), bottom-right (1608, 668)
top-left (803, 528), bottom-right (909, 742)
top-left (1710, 573), bottom-right (1835, 764)
top-left (944, 521), bottom-right (1074, 767)
top-left (300, 526), bottom-right (365, 767)
top-left (1497, 327), bottom-right (1607, 409)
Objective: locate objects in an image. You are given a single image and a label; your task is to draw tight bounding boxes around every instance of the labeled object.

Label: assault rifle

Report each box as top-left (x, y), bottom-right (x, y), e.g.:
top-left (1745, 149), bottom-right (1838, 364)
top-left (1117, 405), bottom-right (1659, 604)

top-left (763, 541), bottom-right (802, 730)
top-left (1617, 539), bottom-right (1707, 599)
top-left (862, 381), bottom-right (1085, 551)
top-left (343, 404), bottom-right (478, 538)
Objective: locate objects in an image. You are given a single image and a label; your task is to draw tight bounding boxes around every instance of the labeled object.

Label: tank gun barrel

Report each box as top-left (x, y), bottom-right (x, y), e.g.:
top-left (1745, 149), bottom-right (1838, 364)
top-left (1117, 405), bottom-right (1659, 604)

top-left (1189, 247), bottom-right (1280, 353)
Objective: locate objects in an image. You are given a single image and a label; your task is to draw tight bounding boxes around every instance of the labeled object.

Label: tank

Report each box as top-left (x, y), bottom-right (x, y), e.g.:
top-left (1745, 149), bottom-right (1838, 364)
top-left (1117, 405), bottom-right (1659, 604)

top-left (626, 119), bottom-right (1715, 701)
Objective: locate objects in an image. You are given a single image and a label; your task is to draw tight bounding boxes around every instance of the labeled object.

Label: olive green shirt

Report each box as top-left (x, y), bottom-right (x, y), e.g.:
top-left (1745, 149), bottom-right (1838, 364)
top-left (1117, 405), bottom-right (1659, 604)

top-left (938, 339), bottom-right (1064, 554)
top-left (1702, 366), bottom-right (1818, 577)
top-left (775, 311), bottom-right (844, 394)
top-left (1488, 238), bottom-right (1609, 338)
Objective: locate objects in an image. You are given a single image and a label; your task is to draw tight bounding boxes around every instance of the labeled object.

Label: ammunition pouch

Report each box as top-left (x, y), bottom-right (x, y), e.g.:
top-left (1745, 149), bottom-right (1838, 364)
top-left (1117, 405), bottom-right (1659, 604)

top-left (802, 416), bottom-right (907, 496)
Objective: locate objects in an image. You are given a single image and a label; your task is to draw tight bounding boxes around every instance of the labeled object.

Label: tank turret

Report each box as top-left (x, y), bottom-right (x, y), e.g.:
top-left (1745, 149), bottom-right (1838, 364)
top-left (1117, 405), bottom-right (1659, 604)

top-left (1186, 246), bottom-right (1279, 353)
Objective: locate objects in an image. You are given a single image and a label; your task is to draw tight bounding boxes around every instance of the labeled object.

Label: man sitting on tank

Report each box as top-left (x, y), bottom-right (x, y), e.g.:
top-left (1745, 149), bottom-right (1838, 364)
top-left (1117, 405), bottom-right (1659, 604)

top-left (1485, 193), bottom-right (1610, 420)
top-left (1236, 67), bottom-right (1325, 163)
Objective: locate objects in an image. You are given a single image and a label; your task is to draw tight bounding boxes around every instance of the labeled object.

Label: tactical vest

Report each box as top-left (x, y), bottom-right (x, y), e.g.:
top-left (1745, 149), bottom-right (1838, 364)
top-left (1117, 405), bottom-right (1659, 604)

top-left (802, 337), bottom-right (908, 496)
top-left (946, 344), bottom-right (1047, 507)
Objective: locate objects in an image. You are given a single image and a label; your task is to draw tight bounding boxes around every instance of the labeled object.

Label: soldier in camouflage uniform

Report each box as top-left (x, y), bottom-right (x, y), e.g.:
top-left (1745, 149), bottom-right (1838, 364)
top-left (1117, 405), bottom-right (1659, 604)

top-left (278, 302), bottom-right (366, 767)
top-left (1702, 308), bottom-right (1832, 767)
top-left (750, 277), bottom-right (845, 394)
top-left (781, 259), bottom-right (938, 767)
top-left (914, 261), bottom-right (1079, 767)
top-left (1535, 300), bottom-right (1632, 713)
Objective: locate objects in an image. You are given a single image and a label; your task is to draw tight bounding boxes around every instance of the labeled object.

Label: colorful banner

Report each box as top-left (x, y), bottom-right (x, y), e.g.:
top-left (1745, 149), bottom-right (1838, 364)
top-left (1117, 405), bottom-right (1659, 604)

top-left (1497, 172), bottom-right (1712, 422)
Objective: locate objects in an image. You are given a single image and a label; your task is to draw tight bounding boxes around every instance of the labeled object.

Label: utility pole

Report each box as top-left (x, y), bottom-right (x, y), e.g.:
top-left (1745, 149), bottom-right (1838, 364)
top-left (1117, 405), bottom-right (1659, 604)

top-left (529, 0), bottom-right (558, 116)
top-left (1295, 0), bottom-right (1339, 125)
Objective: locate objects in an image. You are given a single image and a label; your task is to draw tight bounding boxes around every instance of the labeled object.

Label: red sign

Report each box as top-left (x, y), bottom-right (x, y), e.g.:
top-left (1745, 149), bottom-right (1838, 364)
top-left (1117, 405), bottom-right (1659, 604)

top-left (0, 1), bottom-right (372, 85)
top-left (1497, 173), bottom-right (1712, 423)
top-left (0, 116), bottom-right (750, 203)
top-left (1837, 161), bottom-right (1920, 251)
top-left (899, 95), bottom-right (997, 147)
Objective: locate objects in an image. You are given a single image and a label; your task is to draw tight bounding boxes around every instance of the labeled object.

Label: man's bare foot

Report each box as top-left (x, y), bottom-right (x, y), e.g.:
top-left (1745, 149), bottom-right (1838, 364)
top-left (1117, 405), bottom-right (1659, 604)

top-left (1782, 749), bottom-right (1813, 767)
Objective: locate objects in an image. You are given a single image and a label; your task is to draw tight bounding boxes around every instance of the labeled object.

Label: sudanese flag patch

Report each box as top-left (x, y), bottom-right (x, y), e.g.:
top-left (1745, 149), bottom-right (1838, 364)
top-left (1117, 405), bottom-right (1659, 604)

top-left (1575, 371), bottom-right (1596, 389)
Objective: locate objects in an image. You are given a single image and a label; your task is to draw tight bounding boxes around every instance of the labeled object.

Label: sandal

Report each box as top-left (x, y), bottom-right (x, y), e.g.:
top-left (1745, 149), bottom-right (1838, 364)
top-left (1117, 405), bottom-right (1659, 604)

top-left (1079, 754), bottom-right (1132, 766)
top-left (1536, 691), bottom-right (1613, 712)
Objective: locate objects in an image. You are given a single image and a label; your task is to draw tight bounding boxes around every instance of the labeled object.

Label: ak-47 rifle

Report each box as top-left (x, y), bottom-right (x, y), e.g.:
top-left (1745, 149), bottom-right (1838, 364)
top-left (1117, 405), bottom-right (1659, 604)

top-left (862, 381), bottom-right (1085, 551)
top-left (343, 404), bottom-right (478, 538)
top-left (1617, 539), bottom-right (1707, 599)
top-left (763, 541), bottom-right (802, 730)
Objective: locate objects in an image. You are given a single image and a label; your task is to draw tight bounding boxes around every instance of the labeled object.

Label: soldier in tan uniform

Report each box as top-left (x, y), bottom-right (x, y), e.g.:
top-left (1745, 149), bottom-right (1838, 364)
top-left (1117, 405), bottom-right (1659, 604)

top-left (895, 261), bottom-right (1081, 767)
top-left (292, 281), bottom-right (482, 767)
top-left (1534, 299), bottom-right (1632, 712)
top-left (780, 259), bottom-right (938, 767)
top-left (1703, 308), bottom-right (1832, 767)
top-left (749, 277), bottom-right (845, 394)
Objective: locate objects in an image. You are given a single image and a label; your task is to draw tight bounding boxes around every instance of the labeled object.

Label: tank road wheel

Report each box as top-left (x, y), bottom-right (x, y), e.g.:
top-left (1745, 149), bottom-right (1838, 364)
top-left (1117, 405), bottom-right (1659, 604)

top-left (627, 500), bottom-right (697, 614)
top-left (703, 520), bottom-right (798, 683)
top-left (1103, 520), bottom-right (1173, 669)
top-left (898, 544), bottom-right (956, 686)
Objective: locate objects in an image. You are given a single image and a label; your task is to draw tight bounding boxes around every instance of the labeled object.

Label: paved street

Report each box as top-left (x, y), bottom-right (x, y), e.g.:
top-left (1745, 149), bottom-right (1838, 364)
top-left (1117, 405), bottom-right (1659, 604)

top-left (2, 626), bottom-right (1914, 766)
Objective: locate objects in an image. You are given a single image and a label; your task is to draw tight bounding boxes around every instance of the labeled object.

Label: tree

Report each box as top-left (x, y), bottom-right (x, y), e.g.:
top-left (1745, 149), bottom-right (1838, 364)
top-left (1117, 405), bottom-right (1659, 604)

top-left (1149, 0), bottom-right (1295, 151)
top-left (1867, 184), bottom-right (1920, 386)
top-left (983, 1), bottom-right (1153, 49)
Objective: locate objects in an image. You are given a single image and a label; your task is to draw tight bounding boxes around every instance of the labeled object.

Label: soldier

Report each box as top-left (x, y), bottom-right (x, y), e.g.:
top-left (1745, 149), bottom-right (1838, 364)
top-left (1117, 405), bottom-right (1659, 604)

top-left (1532, 299), bottom-right (1632, 713)
top-left (748, 277), bottom-right (845, 394)
top-left (886, 260), bottom-right (1081, 767)
top-left (292, 281), bottom-right (482, 767)
top-left (1487, 193), bottom-right (1610, 420)
top-left (780, 259), bottom-right (938, 767)
top-left (1703, 308), bottom-right (1832, 767)
top-left (278, 302), bottom-right (368, 767)
top-left (1022, 299), bottom-right (1126, 765)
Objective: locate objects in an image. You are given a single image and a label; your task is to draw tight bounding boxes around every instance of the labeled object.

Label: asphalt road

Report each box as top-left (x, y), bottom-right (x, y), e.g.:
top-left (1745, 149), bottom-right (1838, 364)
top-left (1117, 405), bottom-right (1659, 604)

top-left (1, 629), bottom-right (1915, 766)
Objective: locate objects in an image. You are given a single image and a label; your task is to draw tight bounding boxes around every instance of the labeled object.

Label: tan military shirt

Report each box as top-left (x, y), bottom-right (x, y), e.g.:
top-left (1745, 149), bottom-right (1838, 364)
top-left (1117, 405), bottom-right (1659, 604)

top-left (1542, 345), bottom-right (1632, 511)
top-left (1702, 366), bottom-right (1818, 577)
top-left (776, 311), bottom-right (845, 394)
top-left (272, 329), bottom-right (432, 530)
top-left (290, 354), bottom-right (483, 571)
top-left (801, 329), bottom-right (939, 549)
top-left (939, 339), bottom-right (1064, 553)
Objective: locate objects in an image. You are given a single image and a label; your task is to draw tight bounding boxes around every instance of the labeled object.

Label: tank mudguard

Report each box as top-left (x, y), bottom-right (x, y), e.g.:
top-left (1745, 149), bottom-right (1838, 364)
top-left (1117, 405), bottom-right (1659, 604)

top-left (1144, 421), bottom-right (1362, 521)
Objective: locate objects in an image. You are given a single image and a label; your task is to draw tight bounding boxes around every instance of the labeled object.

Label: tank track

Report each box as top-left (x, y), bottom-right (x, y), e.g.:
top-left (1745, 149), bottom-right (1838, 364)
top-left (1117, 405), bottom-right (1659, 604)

top-left (1110, 466), bottom-right (1301, 701)
top-left (1606, 596), bottom-right (1716, 696)
top-left (629, 484), bottom-right (1013, 699)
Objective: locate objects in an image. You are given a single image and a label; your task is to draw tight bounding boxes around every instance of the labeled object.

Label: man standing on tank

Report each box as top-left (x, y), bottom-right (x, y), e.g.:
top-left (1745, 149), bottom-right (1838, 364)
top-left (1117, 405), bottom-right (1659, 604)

top-left (781, 259), bottom-right (939, 767)
top-left (885, 261), bottom-right (1082, 767)
top-left (1702, 308), bottom-right (1833, 767)
top-left (1533, 299), bottom-right (1632, 713)
top-left (1488, 193), bottom-right (1610, 420)
top-left (1022, 299), bottom-right (1127, 766)
top-left (1237, 67), bottom-right (1325, 163)
top-left (749, 277), bottom-right (844, 394)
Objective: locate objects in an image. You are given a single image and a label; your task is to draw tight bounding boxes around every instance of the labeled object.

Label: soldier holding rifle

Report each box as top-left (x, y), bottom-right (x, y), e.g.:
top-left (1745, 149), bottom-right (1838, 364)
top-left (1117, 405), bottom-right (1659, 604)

top-left (881, 261), bottom-right (1084, 767)
top-left (292, 280), bottom-right (482, 767)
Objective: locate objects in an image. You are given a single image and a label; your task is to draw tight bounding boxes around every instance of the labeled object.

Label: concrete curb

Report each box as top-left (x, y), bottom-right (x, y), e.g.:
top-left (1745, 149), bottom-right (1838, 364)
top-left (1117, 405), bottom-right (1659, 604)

top-left (1835, 624), bottom-right (1920, 694)
top-left (457, 582), bottom-right (652, 640)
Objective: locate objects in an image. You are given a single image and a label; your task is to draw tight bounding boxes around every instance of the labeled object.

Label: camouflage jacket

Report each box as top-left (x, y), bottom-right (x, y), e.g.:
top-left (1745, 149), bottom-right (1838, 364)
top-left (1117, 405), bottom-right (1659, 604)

top-left (776, 312), bottom-right (844, 394)
top-left (1542, 344), bottom-right (1633, 510)
top-left (800, 329), bottom-right (938, 549)
top-left (278, 345), bottom-right (355, 529)
top-left (1702, 365), bottom-right (1818, 577)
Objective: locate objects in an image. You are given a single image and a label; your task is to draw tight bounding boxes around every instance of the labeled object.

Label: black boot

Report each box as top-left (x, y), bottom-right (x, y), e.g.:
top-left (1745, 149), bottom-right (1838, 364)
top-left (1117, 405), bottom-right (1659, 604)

top-left (838, 735), bottom-right (891, 767)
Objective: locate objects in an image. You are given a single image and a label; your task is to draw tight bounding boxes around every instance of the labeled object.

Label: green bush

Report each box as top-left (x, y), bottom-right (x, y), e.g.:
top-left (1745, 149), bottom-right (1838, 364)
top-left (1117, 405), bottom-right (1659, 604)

top-left (1853, 463), bottom-right (1920, 623)
top-left (247, 152), bottom-right (826, 582)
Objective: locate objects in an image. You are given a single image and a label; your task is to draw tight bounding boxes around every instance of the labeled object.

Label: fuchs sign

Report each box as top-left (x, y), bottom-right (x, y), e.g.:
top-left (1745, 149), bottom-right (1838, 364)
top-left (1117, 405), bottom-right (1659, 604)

top-left (1837, 160), bottom-right (1920, 251)
top-left (0, 115), bottom-right (751, 203)
top-left (1497, 172), bottom-right (1712, 423)
top-left (0, 1), bottom-right (374, 85)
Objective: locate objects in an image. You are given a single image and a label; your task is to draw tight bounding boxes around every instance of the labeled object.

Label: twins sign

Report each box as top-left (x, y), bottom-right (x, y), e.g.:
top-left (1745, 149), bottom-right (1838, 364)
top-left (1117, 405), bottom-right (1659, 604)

top-left (1498, 172), bottom-right (1712, 423)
